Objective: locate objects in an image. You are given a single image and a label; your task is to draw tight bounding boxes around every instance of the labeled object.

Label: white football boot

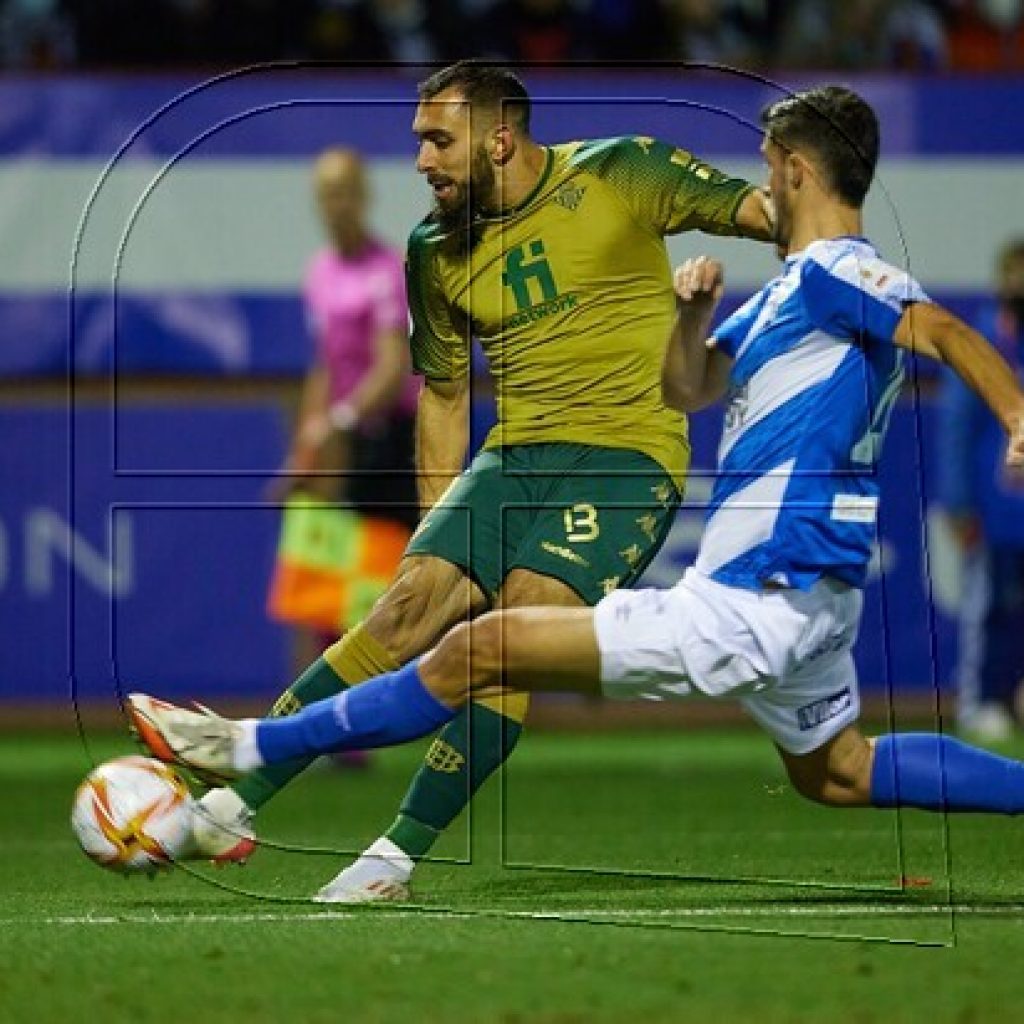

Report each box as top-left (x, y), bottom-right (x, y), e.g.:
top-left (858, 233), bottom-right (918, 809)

top-left (313, 838), bottom-right (414, 903)
top-left (186, 788), bottom-right (257, 865)
top-left (126, 693), bottom-right (247, 784)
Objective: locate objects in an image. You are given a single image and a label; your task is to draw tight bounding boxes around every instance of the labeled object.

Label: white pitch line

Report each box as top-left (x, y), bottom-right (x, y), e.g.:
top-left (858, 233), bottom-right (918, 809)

top-left (5, 904), bottom-right (1023, 927)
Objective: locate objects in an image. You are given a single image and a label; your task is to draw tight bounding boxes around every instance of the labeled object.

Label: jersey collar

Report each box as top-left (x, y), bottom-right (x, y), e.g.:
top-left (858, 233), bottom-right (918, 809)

top-left (491, 146), bottom-right (554, 220)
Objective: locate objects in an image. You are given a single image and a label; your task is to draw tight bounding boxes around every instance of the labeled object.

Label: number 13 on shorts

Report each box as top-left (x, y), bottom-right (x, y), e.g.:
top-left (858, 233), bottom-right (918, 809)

top-left (564, 503), bottom-right (600, 542)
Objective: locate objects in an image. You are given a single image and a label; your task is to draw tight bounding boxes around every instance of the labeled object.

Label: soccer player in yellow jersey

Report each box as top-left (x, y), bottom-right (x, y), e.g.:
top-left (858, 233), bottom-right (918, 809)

top-left (189, 61), bottom-right (774, 899)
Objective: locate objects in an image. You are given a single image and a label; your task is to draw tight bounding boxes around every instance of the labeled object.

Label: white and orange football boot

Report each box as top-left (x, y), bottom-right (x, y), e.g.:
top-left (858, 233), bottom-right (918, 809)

top-left (125, 694), bottom-right (257, 865)
top-left (126, 693), bottom-right (244, 784)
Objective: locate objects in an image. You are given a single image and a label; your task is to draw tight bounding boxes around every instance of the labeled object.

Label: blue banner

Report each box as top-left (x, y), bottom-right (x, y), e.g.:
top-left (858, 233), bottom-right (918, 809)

top-left (5, 292), bottom-right (984, 380)
top-left (0, 404), bottom-right (290, 703)
top-left (0, 398), bottom-right (956, 704)
top-left (3, 73), bottom-right (1023, 158)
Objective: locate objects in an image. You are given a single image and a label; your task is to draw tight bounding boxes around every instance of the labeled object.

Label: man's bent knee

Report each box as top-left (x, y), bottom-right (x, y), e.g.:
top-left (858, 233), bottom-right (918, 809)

top-left (779, 728), bottom-right (874, 807)
top-left (421, 615), bottom-right (504, 703)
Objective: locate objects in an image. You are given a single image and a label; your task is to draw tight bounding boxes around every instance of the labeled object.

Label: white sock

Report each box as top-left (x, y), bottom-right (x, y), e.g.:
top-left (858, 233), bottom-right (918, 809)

top-left (232, 719), bottom-right (264, 774)
top-left (363, 837), bottom-right (414, 880)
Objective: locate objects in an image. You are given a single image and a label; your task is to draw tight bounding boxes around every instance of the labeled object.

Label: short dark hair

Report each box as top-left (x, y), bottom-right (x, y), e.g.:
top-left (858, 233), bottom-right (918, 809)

top-left (418, 60), bottom-right (531, 133)
top-left (761, 86), bottom-right (879, 208)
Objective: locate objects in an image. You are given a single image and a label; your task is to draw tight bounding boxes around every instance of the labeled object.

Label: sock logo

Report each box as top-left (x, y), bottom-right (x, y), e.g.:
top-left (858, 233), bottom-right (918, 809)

top-left (270, 691), bottom-right (302, 718)
top-left (425, 738), bottom-right (465, 773)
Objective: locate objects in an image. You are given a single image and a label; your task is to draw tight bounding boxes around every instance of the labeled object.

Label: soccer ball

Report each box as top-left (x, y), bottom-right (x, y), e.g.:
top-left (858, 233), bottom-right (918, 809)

top-left (71, 756), bottom-right (194, 873)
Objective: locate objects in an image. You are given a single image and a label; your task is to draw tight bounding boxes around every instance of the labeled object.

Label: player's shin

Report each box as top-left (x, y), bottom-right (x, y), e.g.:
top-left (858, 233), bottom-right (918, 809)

top-left (870, 733), bottom-right (1024, 813)
top-left (230, 623), bottom-right (398, 810)
top-left (252, 661), bottom-right (456, 767)
top-left (385, 693), bottom-right (527, 858)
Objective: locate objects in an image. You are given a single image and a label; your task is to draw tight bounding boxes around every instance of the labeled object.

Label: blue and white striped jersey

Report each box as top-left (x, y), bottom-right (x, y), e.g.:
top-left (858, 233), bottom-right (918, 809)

top-left (695, 236), bottom-right (928, 591)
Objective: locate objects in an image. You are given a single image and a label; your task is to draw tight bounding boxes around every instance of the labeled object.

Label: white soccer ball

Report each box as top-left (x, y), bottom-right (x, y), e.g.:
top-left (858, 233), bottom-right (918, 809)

top-left (71, 756), bottom-right (194, 873)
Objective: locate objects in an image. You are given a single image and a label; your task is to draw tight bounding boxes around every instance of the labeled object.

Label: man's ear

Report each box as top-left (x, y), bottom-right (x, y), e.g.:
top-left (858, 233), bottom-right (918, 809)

top-left (786, 152), bottom-right (804, 191)
top-left (491, 125), bottom-right (515, 166)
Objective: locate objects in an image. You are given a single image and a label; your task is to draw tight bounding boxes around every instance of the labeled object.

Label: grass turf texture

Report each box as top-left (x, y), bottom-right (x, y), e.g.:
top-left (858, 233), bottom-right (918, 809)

top-left (4, 727), bottom-right (1024, 1022)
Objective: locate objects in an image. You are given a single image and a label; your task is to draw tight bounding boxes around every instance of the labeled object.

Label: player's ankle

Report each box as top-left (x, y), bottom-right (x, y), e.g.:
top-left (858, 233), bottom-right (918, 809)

top-left (232, 719), bottom-right (263, 773)
top-left (363, 837), bottom-right (415, 880)
top-left (385, 812), bottom-right (440, 861)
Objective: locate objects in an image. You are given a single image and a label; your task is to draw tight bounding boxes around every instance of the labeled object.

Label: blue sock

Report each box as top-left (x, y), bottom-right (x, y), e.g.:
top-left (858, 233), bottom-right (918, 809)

top-left (870, 733), bottom-right (1024, 813)
top-left (255, 661), bottom-right (455, 764)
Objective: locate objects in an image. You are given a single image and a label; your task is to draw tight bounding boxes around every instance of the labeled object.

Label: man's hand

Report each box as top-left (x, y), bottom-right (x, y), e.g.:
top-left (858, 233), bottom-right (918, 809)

top-left (673, 256), bottom-right (725, 315)
top-left (662, 256), bottom-right (731, 413)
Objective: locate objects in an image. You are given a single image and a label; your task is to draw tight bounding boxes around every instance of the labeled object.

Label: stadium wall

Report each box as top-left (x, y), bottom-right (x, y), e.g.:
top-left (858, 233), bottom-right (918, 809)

top-left (1, 72), bottom-right (1021, 704)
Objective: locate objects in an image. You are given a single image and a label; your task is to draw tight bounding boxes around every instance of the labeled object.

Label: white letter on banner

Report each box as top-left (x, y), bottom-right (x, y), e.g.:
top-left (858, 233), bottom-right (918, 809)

top-left (25, 508), bottom-right (134, 598)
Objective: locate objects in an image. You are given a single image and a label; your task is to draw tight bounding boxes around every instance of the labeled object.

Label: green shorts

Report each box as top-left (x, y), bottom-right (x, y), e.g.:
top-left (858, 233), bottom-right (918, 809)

top-left (406, 443), bottom-right (682, 606)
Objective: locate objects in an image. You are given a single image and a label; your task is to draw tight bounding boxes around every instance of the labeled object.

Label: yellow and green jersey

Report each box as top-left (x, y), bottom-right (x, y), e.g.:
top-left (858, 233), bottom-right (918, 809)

top-left (406, 136), bottom-right (755, 488)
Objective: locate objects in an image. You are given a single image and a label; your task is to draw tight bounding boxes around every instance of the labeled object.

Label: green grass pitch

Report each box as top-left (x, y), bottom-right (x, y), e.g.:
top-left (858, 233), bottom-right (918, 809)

top-left (4, 725), bottom-right (1024, 1022)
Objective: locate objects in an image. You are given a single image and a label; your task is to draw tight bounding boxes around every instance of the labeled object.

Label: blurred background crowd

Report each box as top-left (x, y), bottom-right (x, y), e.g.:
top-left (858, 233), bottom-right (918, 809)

top-left (4, 0), bottom-right (1024, 74)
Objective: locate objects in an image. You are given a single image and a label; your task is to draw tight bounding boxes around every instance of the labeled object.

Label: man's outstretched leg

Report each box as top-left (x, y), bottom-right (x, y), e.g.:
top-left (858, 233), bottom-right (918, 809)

top-left (778, 724), bottom-right (1024, 813)
top-left (128, 606), bottom-right (602, 785)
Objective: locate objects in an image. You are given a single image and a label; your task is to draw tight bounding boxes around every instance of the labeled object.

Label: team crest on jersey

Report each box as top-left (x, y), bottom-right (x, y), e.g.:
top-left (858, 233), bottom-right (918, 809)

top-left (553, 182), bottom-right (586, 211)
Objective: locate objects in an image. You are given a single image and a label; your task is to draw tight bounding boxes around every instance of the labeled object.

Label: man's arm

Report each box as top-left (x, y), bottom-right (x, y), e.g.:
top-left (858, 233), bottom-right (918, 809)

top-left (732, 188), bottom-right (776, 242)
top-left (415, 376), bottom-right (470, 515)
top-left (895, 302), bottom-right (1024, 467)
top-left (661, 257), bottom-right (732, 413)
top-left (286, 363), bottom-right (330, 472)
top-left (331, 327), bottom-right (410, 429)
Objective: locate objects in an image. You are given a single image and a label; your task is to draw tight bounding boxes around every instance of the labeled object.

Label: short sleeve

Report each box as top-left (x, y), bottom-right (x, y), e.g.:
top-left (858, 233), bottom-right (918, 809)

top-left (405, 223), bottom-right (470, 380)
top-left (572, 136), bottom-right (754, 238)
top-left (370, 249), bottom-right (408, 336)
top-left (802, 250), bottom-right (929, 346)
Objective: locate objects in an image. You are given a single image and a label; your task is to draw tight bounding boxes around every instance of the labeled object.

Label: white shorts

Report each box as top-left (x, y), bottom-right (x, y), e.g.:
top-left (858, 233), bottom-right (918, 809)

top-left (593, 568), bottom-right (864, 754)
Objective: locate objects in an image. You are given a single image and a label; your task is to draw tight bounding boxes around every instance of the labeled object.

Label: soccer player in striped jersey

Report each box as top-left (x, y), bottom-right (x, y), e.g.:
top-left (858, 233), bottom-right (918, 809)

top-left (130, 86), bottom-right (1024, 840)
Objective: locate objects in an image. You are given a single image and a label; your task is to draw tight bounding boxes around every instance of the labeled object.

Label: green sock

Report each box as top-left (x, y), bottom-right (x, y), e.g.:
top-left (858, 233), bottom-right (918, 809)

top-left (385, 702), bottom-right (524, 859)
top-left (231, 656), bottom-right (348, 810)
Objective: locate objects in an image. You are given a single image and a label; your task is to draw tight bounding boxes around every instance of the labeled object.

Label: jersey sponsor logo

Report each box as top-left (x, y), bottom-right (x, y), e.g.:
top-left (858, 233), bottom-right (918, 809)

top-left (503, 292), bottom-right (579, 330)
top-left (501, 238), bottom-right (579, 328)
top-left (425, 738), bottom-right (465, 773)
top-left (502, 240), bottom-right (558, 311)
top-left (831, 494), bottom-right (879, 524)
top-left (541, 540), bottom-right (590, 567)
top-left (796, 687), bottom-right (853, 732)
